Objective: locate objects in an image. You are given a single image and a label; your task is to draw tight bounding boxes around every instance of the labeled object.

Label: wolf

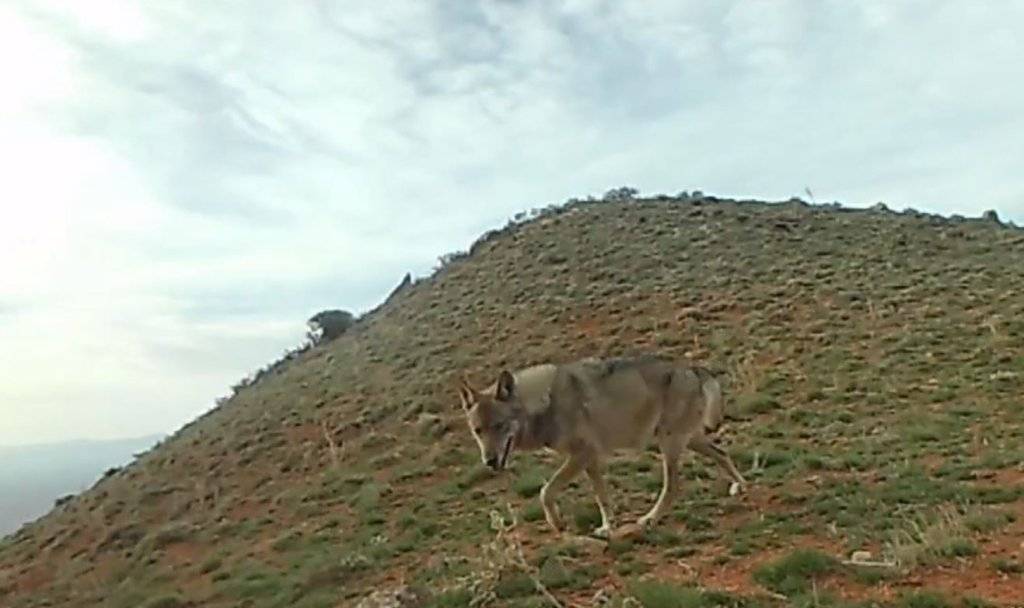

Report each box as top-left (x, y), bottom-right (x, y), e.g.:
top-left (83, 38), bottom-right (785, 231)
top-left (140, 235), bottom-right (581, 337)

top-left (456, 354), bottom-right (747, 538)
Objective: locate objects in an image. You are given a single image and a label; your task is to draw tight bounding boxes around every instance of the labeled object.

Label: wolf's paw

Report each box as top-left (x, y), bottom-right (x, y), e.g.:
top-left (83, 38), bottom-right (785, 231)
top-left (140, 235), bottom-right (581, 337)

top-left (591, 525), bottom-right (613, 540)
top-left (728, 481), bottom-right (743, 497)
top-left (543, 508), bottom-right (564, 532)
top-left (635, 515), bottom-right (657, 529)
top-left (613, 522), bottom-right (645, 539)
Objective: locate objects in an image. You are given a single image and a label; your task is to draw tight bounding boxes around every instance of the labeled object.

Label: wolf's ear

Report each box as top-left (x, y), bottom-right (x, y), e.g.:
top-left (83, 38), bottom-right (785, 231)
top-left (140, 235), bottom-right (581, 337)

top-left (456, 374), bottom-right (475, 410)
top-left (495, 370), bottom-right (515, 401)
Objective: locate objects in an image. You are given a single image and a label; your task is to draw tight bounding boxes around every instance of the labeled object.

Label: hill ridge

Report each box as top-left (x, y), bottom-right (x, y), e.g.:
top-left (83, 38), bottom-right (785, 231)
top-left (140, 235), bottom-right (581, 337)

top-left (2, 193), bottom-right (1023, 607)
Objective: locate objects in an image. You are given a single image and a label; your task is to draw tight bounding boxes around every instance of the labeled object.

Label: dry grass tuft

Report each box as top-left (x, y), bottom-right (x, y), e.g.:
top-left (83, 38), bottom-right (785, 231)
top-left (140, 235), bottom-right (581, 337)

top-left (885, 504), bottom-right (980, 571)
top-left (442, 503), bottom-right (565, 607)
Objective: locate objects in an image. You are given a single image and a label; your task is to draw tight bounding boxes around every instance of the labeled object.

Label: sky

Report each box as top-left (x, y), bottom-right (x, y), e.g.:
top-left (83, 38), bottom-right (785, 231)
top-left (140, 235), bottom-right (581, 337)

top-left (1, 0), bottom-right (1022, 446)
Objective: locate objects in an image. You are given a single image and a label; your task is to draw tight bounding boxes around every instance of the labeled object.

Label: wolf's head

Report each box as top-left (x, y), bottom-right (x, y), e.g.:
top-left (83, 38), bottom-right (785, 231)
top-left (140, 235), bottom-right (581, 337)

top-left (457, 370), bottom-right (522, 472)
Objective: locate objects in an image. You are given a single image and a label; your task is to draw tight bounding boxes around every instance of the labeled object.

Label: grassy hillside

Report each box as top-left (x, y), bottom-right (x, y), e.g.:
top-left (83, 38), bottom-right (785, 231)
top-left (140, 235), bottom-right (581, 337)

top-left (1, 194), bottom-right (1022, 608)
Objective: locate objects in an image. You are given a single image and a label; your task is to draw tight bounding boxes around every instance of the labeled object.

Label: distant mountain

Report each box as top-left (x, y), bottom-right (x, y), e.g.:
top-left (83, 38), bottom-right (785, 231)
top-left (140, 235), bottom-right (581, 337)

top-left (0, 434), bottom-right (164, 536)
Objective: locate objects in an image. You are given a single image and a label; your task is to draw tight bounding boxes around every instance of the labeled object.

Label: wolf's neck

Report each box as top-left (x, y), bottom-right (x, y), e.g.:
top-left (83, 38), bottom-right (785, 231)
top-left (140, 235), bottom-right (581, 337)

top-left (502, 363), bottom-right (559, 450)
top-left (514, 396), bottom-right (558, 450)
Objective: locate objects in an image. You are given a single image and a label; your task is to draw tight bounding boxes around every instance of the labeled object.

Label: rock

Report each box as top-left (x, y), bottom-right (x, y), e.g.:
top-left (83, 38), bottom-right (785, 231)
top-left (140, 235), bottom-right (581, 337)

top-left (415, 413), bottom-right (448, 438)
top-left (850, 550), bottom-right (873, 563)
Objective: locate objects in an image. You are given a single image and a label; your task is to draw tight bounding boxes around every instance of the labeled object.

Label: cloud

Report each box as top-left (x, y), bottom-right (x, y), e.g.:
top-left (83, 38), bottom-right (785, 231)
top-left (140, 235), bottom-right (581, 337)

top-left (1, 0), bottom-right (1022, 444)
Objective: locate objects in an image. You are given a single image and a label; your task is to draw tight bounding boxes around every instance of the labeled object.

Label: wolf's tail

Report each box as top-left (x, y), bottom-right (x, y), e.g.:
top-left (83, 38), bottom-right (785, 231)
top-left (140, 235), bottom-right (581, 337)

top-left (694, 367), bottom-right (726, 433)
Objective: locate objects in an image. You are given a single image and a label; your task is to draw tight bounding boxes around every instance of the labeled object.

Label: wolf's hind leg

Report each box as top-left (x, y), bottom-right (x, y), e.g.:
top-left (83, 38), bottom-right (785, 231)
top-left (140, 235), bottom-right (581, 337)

top-left (540, 454), bottom-right (585, 532)
top-left (688, 435), bottom-right (746, 495)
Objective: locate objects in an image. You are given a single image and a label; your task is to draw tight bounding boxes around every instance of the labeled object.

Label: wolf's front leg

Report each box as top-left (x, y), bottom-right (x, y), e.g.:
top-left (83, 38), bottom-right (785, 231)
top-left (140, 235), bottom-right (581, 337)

top-left (585, 461), bottom-right (614, 538)
top-left (637, 436), bottom-right (683, 528)
top-left (687, 436), bottom-right (747, 496)
top-left (539, 454), bottom-right (585, 532)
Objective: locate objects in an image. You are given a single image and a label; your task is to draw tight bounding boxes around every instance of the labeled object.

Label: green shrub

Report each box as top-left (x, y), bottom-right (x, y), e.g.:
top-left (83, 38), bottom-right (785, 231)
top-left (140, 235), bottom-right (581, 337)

top-left (512, 469), bottom-right (546, 498)
top-left (628, 580), bottom-right (704, 608)
top-left (752, 549), bottom-right (838, 595)
top-left (896, 590), bottom-right (952, 608)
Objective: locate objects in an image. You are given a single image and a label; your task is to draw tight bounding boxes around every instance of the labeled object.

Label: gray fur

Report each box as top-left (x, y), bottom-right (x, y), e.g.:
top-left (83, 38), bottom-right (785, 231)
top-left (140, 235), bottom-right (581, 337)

top-left (457, 353), bottom-right (747, 539)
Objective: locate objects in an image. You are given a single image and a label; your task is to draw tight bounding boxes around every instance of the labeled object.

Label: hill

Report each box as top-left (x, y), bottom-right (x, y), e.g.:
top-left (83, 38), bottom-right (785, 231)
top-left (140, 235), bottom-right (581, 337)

top-left (0, 435), bottom-right (164, 536)
top-left (1, 194), bottom-right (1022, 608)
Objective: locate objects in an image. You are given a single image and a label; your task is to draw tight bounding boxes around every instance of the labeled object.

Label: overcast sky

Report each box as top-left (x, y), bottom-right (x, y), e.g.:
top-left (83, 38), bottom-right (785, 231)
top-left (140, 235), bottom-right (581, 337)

top-left (1, 1), bottom-right (1022, 446)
